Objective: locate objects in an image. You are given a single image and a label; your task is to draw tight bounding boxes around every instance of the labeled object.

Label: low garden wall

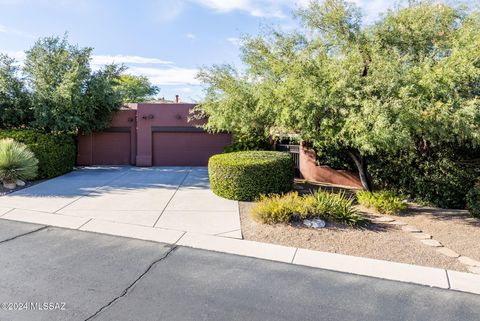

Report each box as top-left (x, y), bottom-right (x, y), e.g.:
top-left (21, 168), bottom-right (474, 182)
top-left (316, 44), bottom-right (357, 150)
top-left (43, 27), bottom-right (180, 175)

top-left (298, 144), bottom-right (362, 188)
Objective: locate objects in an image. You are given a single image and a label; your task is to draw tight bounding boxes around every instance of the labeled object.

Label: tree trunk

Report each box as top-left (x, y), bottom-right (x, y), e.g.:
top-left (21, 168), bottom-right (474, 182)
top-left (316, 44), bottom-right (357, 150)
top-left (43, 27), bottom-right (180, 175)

top-left (348, 149), bottom-right (373, 191)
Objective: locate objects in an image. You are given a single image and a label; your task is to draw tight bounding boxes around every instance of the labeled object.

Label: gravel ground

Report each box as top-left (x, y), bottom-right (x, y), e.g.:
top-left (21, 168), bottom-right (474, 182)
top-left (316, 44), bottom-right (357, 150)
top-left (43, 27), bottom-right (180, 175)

top-left (240, 201), bottom-right (468, 272)
top-left (394, 205), bottom-right (480, 261)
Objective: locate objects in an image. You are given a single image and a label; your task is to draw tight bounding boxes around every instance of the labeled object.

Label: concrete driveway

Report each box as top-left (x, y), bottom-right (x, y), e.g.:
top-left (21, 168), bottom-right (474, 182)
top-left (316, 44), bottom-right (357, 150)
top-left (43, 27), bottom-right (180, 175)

top-left (0, 220), bottom-right (479, 321)
top-left (0, 167), bottom-right (241, 238)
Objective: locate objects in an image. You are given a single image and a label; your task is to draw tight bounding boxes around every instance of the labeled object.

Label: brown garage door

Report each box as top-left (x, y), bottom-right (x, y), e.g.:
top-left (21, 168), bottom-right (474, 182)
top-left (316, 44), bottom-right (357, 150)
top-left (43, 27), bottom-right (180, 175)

top-left (92, 132), bottom-right (131, 165)
top-left (152, 131), bottom-right (231, 166)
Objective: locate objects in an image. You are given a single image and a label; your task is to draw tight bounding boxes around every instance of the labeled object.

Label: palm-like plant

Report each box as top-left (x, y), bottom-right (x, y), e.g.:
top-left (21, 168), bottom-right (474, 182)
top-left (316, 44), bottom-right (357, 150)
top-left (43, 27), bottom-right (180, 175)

top-left (0, 139), bottom-right (38, 186)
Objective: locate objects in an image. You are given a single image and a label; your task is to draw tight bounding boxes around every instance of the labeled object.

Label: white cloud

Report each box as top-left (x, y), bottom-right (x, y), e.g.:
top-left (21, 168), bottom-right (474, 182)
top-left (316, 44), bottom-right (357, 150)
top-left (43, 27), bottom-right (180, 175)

top-left (127, 66), bottom-right (200, 86)
top-left (91, 55), bottom-right (173, 65)
top-left (226, 37), bottom-right (241, 46)
top-left (189, 0), bottom-right (289, 18)
top-left (186, 33), bottom-right (196, 39)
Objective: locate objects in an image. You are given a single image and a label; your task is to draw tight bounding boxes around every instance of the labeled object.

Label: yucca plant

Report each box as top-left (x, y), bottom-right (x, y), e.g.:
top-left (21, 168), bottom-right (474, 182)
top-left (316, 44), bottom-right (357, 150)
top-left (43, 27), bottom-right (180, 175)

top-left (0, 139), bottom-right (38, 188)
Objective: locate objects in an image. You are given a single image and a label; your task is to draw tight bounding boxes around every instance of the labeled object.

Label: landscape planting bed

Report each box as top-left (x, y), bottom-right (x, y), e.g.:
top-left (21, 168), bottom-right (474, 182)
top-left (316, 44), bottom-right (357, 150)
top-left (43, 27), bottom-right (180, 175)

top-left (239, 185), bottom-right (480, 273)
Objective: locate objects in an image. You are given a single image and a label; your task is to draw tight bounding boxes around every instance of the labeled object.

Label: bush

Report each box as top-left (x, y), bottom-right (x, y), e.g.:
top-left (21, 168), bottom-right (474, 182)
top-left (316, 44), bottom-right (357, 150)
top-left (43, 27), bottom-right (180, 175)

top-left (466, 180), bottom-right (480, 218)
top-left (0, 139), bottom-right (38, 183)
top-left (357, 190), bottom-right (407, 215)
top-left (251, 191), bottom-right (366, 226)
top-left (208, 151), bottom-right (294, 201)
top-left (224, 134), bottom-right (272, 153)
top-left (312, 191), bottom-right (366, 226)
top-left (0, 129), bottom-right (76, 179)
top-left (369, 146), bottom-right (479, 209)
top-left (250, 192), bottom-right (313, 224)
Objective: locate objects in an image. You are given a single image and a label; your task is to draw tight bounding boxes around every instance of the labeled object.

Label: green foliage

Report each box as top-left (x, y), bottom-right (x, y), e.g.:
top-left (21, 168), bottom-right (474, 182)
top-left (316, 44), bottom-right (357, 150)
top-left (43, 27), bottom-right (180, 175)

top-left (23, 35), bottom-right (124, 133)
top-left (0, 139), bottom-right (38, 183)
top-left (224, 133), bottom-right (272, 153)
top-left (312, 190), bottom-right (366, 225)
top-left (115, 74), bottom-right (159, 103)
top-left (0, 54), bottom-right (32, 128)
top-left (369, 146), bottom-right (479, 209)
top-left (208, 151), bottom-right (294, 201)
top-left (196, 0), bottom-right (480, 194)
top-left (357, 190), bottom-right (407, 215)
top-left (466, 179), bottom-right (480, 218)
top-left (312, 142), bottom-right (356, 170)
top-left (250, 192), bottom-right (313, 224)
top-left (193, 64), bottom-right (274, 141)
top-left (251, 190), bottom-right (366, 226)
top-left (83, 64), bottom-right (126, 133)
top-left (0, 129), bottom-right (76, 179)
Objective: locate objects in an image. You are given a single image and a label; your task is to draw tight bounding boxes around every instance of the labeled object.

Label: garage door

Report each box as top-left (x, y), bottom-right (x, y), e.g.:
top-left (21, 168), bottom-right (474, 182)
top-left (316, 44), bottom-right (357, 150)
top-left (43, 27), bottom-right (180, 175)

top-left (92, 132), bottom-right (131, 165)
top-left (152, 131), bottom-right (231, 166)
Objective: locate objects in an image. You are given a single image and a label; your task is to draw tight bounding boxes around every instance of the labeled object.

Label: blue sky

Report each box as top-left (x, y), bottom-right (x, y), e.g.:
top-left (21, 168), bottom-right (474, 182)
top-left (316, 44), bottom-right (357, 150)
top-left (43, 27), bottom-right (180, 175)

top-left (0, 0), bottom-right (474, 101)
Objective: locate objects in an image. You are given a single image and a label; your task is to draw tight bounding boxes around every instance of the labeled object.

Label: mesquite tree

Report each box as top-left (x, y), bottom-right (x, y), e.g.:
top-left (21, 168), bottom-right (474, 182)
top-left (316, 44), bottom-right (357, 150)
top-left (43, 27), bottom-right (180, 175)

top-left (196, 0), bottom-right (480, 191)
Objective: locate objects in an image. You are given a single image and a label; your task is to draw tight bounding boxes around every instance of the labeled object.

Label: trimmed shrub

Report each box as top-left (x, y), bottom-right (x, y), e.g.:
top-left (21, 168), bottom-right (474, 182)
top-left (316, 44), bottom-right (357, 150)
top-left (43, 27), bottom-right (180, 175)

top-left (0, 139), bottom-right (38, 183)
top-left (466, 179), bottom-right (480, 218)
top-left (208, 151), bottom-right (294, 201)
top-left (251, 191), bottom-right (366, 226)
top-left (357, 190), bottom-right (407, 215)
top-left (0, 129), bottom-right (76, 179)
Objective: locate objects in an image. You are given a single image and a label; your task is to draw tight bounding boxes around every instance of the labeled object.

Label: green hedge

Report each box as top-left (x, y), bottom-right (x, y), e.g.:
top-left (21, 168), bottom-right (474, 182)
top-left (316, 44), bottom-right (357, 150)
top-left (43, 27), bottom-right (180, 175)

top-left (0, 129), bottom-right (76, 179)
top-left (208, 151), bottom-right (294, 201)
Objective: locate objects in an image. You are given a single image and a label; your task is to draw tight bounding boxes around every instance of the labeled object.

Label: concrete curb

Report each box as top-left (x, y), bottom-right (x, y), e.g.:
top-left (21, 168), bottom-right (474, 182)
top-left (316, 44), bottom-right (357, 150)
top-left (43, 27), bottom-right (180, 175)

top-left (1, 215), bottom-right (479, 296)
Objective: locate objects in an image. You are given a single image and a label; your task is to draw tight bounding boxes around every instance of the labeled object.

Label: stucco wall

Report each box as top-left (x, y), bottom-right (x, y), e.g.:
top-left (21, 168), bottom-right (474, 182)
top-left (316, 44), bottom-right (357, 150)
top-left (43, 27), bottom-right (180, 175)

top-left (77, 103), bottom-right (232, 167)
top-left (299, 145), bottom-right (363, 188)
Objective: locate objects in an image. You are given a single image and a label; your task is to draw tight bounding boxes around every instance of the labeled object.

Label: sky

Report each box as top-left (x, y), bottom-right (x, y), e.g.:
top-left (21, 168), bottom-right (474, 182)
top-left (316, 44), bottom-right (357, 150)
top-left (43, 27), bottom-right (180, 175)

top-left (0, 0), bottom-right (474, 102)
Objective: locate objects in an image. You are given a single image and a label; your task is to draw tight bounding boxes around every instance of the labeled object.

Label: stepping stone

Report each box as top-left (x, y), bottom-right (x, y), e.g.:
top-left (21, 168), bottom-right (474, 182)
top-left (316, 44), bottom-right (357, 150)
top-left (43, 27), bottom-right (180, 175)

top-left (467, 266), bottom-right (480, 274)
top-left (387, 221), bottom-right (407, 226)
top-left (412, 233), bottom-right (432, 239)
top-left (421, 239), bottom-right (443, 247)
top-left (373, 216), bottom-right (394, 223)
top-left (436, 247), bottom-right (460, 258)
top-left (458, 256), bottom-right (480, 267)
top-left (401, 225), bottom-right (422, 233)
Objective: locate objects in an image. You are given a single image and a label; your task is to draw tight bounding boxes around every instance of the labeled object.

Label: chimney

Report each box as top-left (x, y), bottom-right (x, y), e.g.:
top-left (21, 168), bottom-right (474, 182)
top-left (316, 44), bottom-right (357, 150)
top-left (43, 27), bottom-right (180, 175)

top-left (175, 95), bottom-right (180, 103)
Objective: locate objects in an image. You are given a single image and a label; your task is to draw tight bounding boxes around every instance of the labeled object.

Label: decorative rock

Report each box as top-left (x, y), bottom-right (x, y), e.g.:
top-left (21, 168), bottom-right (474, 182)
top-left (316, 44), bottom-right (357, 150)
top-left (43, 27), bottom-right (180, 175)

top-left (2, 181), bottom-right (16, 190)
top-left (16, 179), bottom-right (26, 187)
top-left (467, 266), bottom-right (480, 274)
top-left (303, 219), bottom-right (326, 229)
top-left (311, 219), bottom-right (326, 229)
top-left (421, 239), bottom-right (443, 247)
top-left (373, 216), bottom-right (395, 223)
top-left (412, 233), bottom-right (432, 239)
top-left (436, 247), bottom-right (460, 258)
top-left (303, 219), bottom-right (312, 227)
top-left (458, 256), bottom-right (480, 267)
top-left (401, 225), bottom-right (422, 233)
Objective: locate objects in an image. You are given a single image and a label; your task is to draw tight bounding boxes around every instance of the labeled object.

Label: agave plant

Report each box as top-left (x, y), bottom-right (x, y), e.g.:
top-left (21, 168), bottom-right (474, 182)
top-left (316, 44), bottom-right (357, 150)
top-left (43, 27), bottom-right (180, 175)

top-left (0, 139), bottom-right (38, 187)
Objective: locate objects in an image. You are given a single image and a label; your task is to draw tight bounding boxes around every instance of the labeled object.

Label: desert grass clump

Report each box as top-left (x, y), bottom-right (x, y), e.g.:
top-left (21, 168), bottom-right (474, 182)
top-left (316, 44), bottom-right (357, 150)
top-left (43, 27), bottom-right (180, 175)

top-left (0, 138), bottom-right (38, 185)
top-left (251, 190), bottom-right (366, 226)
top-left (356, 190), bottom-right (407, 215)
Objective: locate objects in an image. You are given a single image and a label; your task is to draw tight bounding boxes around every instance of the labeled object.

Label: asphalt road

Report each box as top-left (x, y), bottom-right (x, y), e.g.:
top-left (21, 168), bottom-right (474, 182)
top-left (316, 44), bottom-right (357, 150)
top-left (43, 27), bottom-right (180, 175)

top-left (0, 220), bottom-right (479, 321)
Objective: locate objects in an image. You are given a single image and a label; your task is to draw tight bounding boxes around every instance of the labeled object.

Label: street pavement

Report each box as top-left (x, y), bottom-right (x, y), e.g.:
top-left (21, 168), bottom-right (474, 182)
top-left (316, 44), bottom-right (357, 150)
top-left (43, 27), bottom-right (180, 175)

top-left (0, 220), bottom-right (479, 321)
